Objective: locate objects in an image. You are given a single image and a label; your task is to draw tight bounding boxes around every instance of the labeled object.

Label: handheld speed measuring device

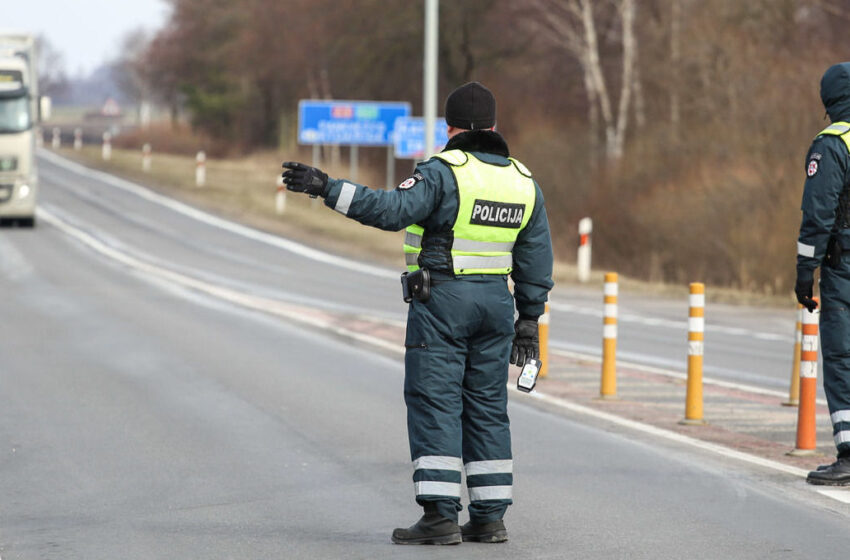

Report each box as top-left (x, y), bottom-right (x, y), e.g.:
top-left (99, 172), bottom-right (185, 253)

top-left (517, 358), bottom-right (542, 393)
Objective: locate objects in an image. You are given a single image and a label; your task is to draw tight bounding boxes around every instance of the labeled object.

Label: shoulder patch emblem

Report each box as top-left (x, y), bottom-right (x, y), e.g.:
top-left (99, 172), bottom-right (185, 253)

top-left (807, 159), bottom-right (819, 177)
top-left (397, 172), bottom-right (424, 190)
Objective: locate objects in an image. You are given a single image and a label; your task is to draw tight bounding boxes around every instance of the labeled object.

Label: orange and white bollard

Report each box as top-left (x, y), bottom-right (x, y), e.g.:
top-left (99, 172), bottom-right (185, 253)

top-left (577, 217), bottom-right (592, 283)
top-left (102, 132), bottom-right (112, 161)
top-left (51, 127), bottom-right (61, 149)
top-left (782, 304), bottom-right (804, 407)
top-left (539, 303), bottom-right (550, 379)
top-left (599, 272), bottom-right (618, 399)
top-left (276, 175), bottom-right (287, 215)
top-left (195, 151), bottom-right (206, 186)
top-left (681, 282), bottom-right (706, 425)
top-left (73, 128), bottom-right (82, 150)
top-left (142, 143), bottom-right (152, 172)
top-left (789, 303), bottom-right (820, 456)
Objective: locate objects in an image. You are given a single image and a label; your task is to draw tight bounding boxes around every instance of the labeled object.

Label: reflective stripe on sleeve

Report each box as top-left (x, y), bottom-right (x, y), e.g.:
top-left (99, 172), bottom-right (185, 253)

top-left (797, 242), bottom-right (815, 258)
top-left (464, 459), bottom-right (513, 476)
top-left (334, 182), bottom-right (357, 216)
top-left (468, 486), bottom-right (513, 501)
top-left (414, 481), bottom-right (462, 498)
top-left (413, 456), bottom-right (463, 472)
top-left (453, 254), bottom-right (513, 271)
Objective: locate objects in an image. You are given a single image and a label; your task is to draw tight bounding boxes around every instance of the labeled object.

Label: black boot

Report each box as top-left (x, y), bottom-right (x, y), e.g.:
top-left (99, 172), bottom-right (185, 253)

top-left (816, 459), bottom-right (838, 471)
top-left (807, 457), bottom-right (850, 485)
top-left (391, 505), bottom-right (461, 545)
top-left (460, 519), bottom-right (508, 543)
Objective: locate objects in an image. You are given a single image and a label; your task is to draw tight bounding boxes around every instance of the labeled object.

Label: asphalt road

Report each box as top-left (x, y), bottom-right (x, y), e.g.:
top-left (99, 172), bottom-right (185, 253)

top-left (0, 152), bottom-right (845, 558)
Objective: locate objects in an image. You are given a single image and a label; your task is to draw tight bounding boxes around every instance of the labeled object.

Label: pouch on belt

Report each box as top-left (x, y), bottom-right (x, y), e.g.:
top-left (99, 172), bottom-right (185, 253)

top-left (401, 268), bottom-right (431, 303)
top-left (827, 236), bottom-right (843, 269)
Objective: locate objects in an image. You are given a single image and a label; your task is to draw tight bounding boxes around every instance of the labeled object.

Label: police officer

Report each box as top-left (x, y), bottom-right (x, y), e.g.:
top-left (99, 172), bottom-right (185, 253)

top-left (282, 82), bottom-right (553, 543)
top-left (796, 62), bottom-right (850, 486)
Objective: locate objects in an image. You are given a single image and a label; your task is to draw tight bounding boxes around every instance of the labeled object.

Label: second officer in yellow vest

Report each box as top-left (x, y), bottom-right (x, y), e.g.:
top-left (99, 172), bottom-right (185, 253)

top-left (282, 82), bottom-right (553, 544)
top-left (796, 62), bottom-right (850, 485)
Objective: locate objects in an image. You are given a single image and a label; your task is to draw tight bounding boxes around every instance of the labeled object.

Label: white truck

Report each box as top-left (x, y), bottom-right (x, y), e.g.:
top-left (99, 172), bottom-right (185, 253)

top-left (0, 33), bottom-right (50, 227)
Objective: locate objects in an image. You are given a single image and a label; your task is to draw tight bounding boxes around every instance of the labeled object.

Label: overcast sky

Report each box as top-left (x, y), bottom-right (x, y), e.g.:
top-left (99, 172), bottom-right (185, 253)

top-left (6, 0), bottom-right (170, 76)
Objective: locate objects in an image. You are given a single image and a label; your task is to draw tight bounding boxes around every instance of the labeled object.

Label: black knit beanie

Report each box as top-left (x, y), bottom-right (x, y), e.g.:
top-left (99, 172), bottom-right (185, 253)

top-left (445, 82), bottom-right (496, 130)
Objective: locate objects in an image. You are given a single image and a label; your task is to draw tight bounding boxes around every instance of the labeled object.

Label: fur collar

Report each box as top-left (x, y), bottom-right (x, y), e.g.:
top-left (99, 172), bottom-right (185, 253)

top-left (443, 130), bottom-right (510, 157)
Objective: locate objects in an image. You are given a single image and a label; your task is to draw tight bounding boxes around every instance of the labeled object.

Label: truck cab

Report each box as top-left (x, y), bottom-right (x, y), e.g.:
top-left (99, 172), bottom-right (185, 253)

top-left (0, 55), bottom-right (36, 226)
top-left (0, 34), bottom-right (47, 228)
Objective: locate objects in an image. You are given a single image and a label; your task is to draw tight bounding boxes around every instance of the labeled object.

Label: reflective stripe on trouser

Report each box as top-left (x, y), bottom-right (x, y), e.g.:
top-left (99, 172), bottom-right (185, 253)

top-left (465, 460), bottom-right (513, 506)
top-left (818, 264), bottom-right (850, 455)
top-left (412, 456), bottom-right (463, 502)
top-left (404, 275), bottom-right (515, 523)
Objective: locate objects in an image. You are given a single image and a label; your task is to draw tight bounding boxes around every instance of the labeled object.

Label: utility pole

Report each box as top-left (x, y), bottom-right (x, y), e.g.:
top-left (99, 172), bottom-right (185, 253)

top-left (423, 0), bottom-right (439, 159)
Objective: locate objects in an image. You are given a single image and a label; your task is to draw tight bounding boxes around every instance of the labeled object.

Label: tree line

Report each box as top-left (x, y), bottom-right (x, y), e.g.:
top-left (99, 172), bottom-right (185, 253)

top-left (126, 0), bottom-right (850, 293)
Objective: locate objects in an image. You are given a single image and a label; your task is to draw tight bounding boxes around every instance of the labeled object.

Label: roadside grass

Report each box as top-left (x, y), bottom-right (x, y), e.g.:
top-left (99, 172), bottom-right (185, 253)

top-left (54, 145), bottom-right (795, 308)
top-left (57, 146), bottom-right (405, 266)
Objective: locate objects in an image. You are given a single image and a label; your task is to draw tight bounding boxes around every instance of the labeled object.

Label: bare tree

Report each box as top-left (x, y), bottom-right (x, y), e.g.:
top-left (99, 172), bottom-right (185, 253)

top-left (112, 29), bottom-right (153, 125)
top-left (669, 0), bottom-right (681, 138)
top-left (530, 0), bottom-right (638, 161)
top-left (37, 35), bottom-right (69, 98)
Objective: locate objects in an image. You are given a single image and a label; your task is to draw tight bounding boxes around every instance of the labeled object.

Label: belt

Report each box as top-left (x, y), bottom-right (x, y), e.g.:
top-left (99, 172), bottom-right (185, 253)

top-left (427, 271), bottom-right (509, 284)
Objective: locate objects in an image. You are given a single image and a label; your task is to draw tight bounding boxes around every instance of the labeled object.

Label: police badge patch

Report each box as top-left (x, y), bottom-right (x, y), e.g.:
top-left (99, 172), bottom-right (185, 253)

top-left (397, 172), bottom-right (424, 190)
top-left (807, 159), bottom-right (819, 177)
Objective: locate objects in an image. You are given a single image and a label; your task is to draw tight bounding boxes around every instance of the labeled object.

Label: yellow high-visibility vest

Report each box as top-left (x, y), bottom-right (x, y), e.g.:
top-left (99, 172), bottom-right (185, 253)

top-left (404, 149), bottom-right (536, 275)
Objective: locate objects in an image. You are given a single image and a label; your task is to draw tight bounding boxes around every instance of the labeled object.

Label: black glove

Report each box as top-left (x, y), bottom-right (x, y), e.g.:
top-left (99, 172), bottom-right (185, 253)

top-left (281, 161), bottom-right (329, 197)
top-left (511, 318), bottom-right (539, 367)
top-left (795, 268), bottom-right (818, 312)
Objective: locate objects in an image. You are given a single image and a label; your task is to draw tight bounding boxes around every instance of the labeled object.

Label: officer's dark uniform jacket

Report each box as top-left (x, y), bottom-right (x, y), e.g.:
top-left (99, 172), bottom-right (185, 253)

top-left (322, 130), bottom-right (554, 522)
top-left (798, 62), bottom-right (850, 457)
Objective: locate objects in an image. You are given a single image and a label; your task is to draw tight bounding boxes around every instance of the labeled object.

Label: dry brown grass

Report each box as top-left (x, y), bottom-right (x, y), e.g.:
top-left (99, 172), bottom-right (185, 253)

top-left (55, 146), bottom-right (793, 308)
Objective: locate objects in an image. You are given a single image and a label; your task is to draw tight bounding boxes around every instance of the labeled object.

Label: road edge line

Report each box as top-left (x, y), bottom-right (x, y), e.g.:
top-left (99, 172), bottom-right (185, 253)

top-left (37, 149), bottom-right (397, 279)
top-left (40, 206), bottom-right (812, 483)
top-left (552, 348), bottom-right (828, 406)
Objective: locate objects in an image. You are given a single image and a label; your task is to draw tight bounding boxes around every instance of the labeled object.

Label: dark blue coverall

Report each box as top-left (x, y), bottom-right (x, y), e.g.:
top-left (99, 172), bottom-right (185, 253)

top-left (322, 130), bottom-right (554, 522)
top-left (797, 62), bottom-right (850, 458)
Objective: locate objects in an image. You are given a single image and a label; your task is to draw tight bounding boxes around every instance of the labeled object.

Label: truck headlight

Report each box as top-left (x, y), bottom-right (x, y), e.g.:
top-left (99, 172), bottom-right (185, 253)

top-left (18, 184), bottom-right (31, 199)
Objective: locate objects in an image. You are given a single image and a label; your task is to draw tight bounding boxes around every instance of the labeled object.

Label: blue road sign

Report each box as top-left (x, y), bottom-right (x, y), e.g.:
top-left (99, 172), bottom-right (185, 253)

top-left (298, 100), bottom-right (411, 146)
top-left (393, 117), bottom-right (449, 159)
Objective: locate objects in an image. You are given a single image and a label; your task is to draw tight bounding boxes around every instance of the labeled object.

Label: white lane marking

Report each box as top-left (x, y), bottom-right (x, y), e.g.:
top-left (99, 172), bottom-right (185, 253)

top-left (40, 207), bottom-right (824, 499)
top-left (41, 149), bottom-right (793, 351)
top-left (0, 234), bottom-right (34, 281)
top-left (815, 489), bottom-right (850, 503)
top-left (551, 347), bottom-right (829, 406)
top-left (512, 387), bottom-right (809, 479)
top-left (38, 207), bottom-right (404, 356)
top-left (549, 301), bottom-right (790, 342)
top-left (37, 149), bottom-right (397, 280)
